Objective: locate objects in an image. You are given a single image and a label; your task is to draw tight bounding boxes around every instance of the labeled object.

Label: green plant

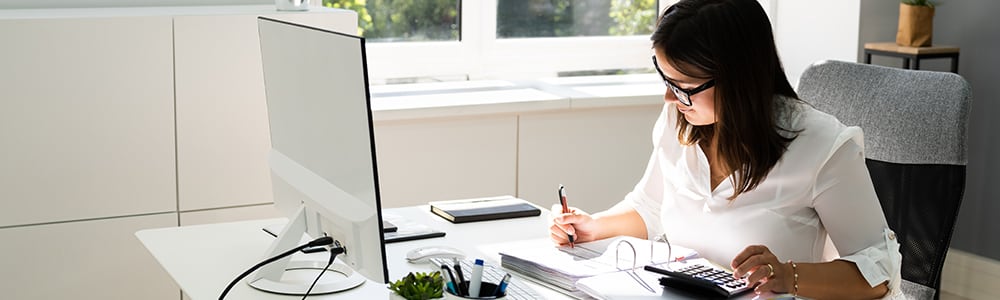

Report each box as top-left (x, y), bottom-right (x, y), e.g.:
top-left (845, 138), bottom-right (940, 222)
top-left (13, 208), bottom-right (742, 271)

top-left (388, 271), bottom-right (444, 300)
top-left (901, 0), bottom-right (935, 7)
top-left (324, 0), bottom-right (459, 41)
top-left (609, 0), bottom-right (657, 36)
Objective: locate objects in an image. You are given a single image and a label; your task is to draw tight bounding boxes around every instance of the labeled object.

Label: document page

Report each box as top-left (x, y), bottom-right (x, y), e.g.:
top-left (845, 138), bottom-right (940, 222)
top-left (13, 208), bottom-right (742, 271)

top-left (499, 236), bottom-right (696, 278)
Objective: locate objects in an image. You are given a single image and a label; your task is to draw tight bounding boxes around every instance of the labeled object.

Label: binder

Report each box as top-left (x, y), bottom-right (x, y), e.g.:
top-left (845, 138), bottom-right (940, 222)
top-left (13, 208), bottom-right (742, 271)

top-left (497, 236), bottom-right (697, 298)
top-left (429, 196), bottom-right (541, 223)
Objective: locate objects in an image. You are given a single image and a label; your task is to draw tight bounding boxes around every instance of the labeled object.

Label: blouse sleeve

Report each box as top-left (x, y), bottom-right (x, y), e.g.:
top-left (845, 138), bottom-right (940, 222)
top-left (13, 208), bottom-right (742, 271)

top-left (812, 127), bottom-right (903, 295)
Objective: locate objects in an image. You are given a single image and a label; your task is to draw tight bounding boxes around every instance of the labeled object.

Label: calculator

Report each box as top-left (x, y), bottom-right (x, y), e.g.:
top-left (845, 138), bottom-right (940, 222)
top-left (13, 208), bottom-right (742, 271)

top-left (643, 258), bottom-right (753, 298)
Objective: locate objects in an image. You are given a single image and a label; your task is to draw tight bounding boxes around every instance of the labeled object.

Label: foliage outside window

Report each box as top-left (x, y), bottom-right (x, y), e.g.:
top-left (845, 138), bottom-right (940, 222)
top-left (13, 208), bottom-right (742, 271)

top-left (497, 0), bottom-right (657, 38)
top-left (609, 0), bottom-right (658, 36)
top-left (324, 0), bottom-right (662, 81)
top-left (324, 0), bottom-right (460, 42)
top-left (324, 0), bottom-right (657, 41)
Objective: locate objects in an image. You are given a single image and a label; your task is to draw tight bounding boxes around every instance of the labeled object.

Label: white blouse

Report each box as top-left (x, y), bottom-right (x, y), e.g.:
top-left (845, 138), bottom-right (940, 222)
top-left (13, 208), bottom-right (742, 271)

top-left (618, 100), bottom-right (902, 295)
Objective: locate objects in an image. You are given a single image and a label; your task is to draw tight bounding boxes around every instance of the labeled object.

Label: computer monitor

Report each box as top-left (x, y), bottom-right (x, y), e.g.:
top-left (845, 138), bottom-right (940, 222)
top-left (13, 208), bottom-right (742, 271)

top-left (251, 16), bottom-right (389, 294)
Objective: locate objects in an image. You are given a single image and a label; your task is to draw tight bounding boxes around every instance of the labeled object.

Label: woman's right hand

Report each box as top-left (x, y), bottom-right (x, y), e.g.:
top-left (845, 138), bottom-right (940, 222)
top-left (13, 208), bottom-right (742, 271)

top-left (548, 205), bottom-right (601, 246)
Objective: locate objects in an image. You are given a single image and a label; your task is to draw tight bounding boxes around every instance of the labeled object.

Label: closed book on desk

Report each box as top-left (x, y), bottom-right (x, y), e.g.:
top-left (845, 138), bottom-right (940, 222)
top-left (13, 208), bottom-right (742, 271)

top-left (381, 213), bottom-right (446, 243)
top-left (429, 195), bottom-right (541, 223)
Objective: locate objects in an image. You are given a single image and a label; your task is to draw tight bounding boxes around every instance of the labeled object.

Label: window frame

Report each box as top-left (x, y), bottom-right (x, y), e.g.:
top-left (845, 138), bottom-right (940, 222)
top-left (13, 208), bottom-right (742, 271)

top-left (363, 0), bottom-right (675, 83)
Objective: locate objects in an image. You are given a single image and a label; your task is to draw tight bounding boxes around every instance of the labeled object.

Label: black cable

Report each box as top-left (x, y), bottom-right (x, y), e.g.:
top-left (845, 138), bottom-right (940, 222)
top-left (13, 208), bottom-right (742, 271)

top-left (219, 236), bottom-right (334, 300)
top-left (300, 245), bottom-right (346, 299)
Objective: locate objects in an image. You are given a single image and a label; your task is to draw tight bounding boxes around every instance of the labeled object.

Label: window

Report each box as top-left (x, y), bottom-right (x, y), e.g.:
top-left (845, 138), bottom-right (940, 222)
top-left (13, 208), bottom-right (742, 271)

top-left (325, 0), bottom-right (668, 83)
top-left (497, 0), bottom-right (656, 38)
top-left (325, 0), bottom-right (460, 42)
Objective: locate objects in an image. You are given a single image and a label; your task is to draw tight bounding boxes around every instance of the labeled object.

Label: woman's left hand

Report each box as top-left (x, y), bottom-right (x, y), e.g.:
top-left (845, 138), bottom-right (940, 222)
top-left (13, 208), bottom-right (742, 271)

top-left (730, 245), bottom-right (793, 295)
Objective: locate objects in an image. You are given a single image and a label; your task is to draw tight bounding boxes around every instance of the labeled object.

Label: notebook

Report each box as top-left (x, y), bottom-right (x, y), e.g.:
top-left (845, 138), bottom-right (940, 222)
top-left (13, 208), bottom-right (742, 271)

top-left (497, 236), bottom-right (697, 298)
top-left (429, 195), bottom-right (541, 223)
top-left (381, 213), bottom-right (446, 243)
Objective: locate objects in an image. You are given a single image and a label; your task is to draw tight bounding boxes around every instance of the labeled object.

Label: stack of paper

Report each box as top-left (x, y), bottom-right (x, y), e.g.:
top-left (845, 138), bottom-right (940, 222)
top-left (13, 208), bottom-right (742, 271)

top-left (498, 236), bottom-right (697, 299)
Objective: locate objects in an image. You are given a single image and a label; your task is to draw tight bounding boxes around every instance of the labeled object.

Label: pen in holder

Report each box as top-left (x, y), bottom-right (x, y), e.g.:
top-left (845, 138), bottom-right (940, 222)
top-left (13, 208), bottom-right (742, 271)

top-left (445, 281), bottom-right (505, 299)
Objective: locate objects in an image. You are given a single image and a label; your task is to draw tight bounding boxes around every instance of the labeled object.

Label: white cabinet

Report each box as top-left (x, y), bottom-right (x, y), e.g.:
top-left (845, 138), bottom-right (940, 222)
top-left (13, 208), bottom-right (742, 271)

top-left (0, 6), bottom-right (663, 299)
top-left (0, 7), bottom-right (358, 299)
top-left (517, 105), bottom-right (661, 212)
top-left (179, 203), bottom-right (282, 226)
top-left (367, 75), bottom-right (664, 210)
top-left (374, 115), bottom-right (519, 208)
top-left (173, 10), bottom-right (356, 212)
top-left (0, 16), bottom-right (176, 227)
top-left (0, 213), bottom-right (178, 300)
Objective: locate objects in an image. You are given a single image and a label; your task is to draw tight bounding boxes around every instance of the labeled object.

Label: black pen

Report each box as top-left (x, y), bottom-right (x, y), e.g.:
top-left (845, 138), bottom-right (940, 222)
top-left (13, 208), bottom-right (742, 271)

top-left (559, 185), bottom-right (575, 247)
top-left (453, 258), bottom-right (467, 296)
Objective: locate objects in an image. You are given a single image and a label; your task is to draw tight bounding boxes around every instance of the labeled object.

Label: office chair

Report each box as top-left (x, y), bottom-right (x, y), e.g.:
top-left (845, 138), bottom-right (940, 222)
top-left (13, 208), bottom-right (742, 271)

top-left (797, 60), bottom-right (972, 300)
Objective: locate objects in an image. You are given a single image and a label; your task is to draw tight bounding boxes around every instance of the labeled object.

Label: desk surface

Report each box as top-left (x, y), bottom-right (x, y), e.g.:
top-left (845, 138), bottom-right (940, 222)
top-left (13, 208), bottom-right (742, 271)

top-left (137, 205), bottom-right (569, 299)
top-left (137, 205), bottom-right (772, 299)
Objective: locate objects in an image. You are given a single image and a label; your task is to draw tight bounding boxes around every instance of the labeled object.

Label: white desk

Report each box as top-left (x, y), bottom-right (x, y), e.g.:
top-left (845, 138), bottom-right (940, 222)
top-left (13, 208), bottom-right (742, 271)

top-left (136, 205), bottom-right (568, 300)
top-left (137, 205), bottom-right (772, 299)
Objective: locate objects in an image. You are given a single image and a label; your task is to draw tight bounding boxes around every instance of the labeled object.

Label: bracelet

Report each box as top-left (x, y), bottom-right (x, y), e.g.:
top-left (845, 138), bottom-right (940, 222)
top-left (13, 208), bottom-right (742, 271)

top-left (788, 260), bottom-right (799, 296)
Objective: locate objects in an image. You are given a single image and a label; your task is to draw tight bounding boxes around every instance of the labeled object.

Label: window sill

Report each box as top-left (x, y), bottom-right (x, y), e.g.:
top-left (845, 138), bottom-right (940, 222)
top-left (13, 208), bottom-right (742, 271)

top-left (370, 74), bottom-right (666, 122)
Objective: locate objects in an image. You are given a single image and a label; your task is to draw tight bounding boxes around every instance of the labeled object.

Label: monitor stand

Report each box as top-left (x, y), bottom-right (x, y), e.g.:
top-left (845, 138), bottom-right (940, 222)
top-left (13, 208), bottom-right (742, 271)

top-left (247, 206), bottom-right (366, 295)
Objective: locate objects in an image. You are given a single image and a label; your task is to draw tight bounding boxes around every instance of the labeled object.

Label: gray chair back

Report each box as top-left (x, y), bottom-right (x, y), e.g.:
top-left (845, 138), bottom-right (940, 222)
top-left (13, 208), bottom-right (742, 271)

top-left (797, 60), bottom-right (972, 300)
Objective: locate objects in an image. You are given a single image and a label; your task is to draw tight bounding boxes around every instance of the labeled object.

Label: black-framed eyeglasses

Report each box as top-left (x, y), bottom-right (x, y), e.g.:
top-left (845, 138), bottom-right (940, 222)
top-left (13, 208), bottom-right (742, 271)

top-left (651, 56), bottom-right (715, 106)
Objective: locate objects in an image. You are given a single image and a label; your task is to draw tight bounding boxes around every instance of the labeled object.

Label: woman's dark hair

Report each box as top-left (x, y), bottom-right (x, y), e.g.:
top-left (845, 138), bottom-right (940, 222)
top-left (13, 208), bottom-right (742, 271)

top-left (652, 0), bottom-right (799, 199)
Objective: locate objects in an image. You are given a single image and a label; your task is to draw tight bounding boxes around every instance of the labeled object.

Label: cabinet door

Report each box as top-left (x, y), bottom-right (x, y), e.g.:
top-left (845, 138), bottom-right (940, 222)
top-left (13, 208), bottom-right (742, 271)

top-left (173, 10), bottom-right (357, 212)
top-left (179, 204), bottom-right (282, 226)
top-left (0, 214), bottom-right (178, 300)
top-left (374, 116), bottom-right (518, 207)
top-left (0, 17), bottom-right (176, 227)
top-left (518, 105), bottom-right (660, 212)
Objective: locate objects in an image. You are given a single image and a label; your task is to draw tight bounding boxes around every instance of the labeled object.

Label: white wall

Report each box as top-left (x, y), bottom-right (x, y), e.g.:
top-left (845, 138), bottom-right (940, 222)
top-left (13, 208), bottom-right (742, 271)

top-left (858, 0), bottom-right (1000, 264)
top-left (858, 0), bottom-right (902, 64)
top-left (773, 0), bottom-right (862, 88)
top-left (809, 1), bottom-right (1000, 297)
top-left (931, 0), bottom-right (1000, 263)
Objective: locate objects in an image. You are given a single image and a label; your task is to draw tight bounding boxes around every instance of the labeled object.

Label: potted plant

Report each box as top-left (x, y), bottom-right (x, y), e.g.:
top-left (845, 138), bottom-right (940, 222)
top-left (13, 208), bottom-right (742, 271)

top-left (388, 271), bottom-right (445, 300)
top-left (896, 0), bottom-right (936, 47)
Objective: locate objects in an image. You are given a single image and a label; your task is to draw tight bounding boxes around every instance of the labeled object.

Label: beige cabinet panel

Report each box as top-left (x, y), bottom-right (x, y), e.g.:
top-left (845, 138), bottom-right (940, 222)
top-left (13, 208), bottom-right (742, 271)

top-left (0, 17), bottom-right (176, 227)
top-left (374, 116), bottom-right (518, 208)
top-left (518, 105), bottom-right (661, 213)
top-left (173, 14), bottom-right (273, 212)
top-left (173, 10), bottom-right (357, 212)
top-left (179, 204), bottom-right (283, 226)
top-left (0, 213), bottom-right (178, 300)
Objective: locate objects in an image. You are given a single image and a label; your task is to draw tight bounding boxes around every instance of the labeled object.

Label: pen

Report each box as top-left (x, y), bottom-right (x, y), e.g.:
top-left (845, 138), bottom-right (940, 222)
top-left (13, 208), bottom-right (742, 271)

top-left (440, 265), bottom-right (457, 295)
top-left (675, 252), bottom-right (698, 262)
top-left (559, 184), bottom-right (575, 247)
top-left (468, 259), bottom-right (484, 297)
top-left (453, 258), bottom-right (467, 296)
top-left (493, 273), bottom-right (511, 296)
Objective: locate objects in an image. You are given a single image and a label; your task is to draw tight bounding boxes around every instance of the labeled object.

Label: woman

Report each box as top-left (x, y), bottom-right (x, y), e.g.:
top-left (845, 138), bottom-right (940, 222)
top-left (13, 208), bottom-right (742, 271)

top-left (549, 0), bottom-right (902, 299)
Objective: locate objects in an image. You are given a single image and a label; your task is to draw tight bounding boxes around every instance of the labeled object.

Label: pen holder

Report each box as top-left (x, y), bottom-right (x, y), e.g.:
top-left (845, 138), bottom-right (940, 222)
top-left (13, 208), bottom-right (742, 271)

top-left (445, 282), bottom-right (506, 299)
